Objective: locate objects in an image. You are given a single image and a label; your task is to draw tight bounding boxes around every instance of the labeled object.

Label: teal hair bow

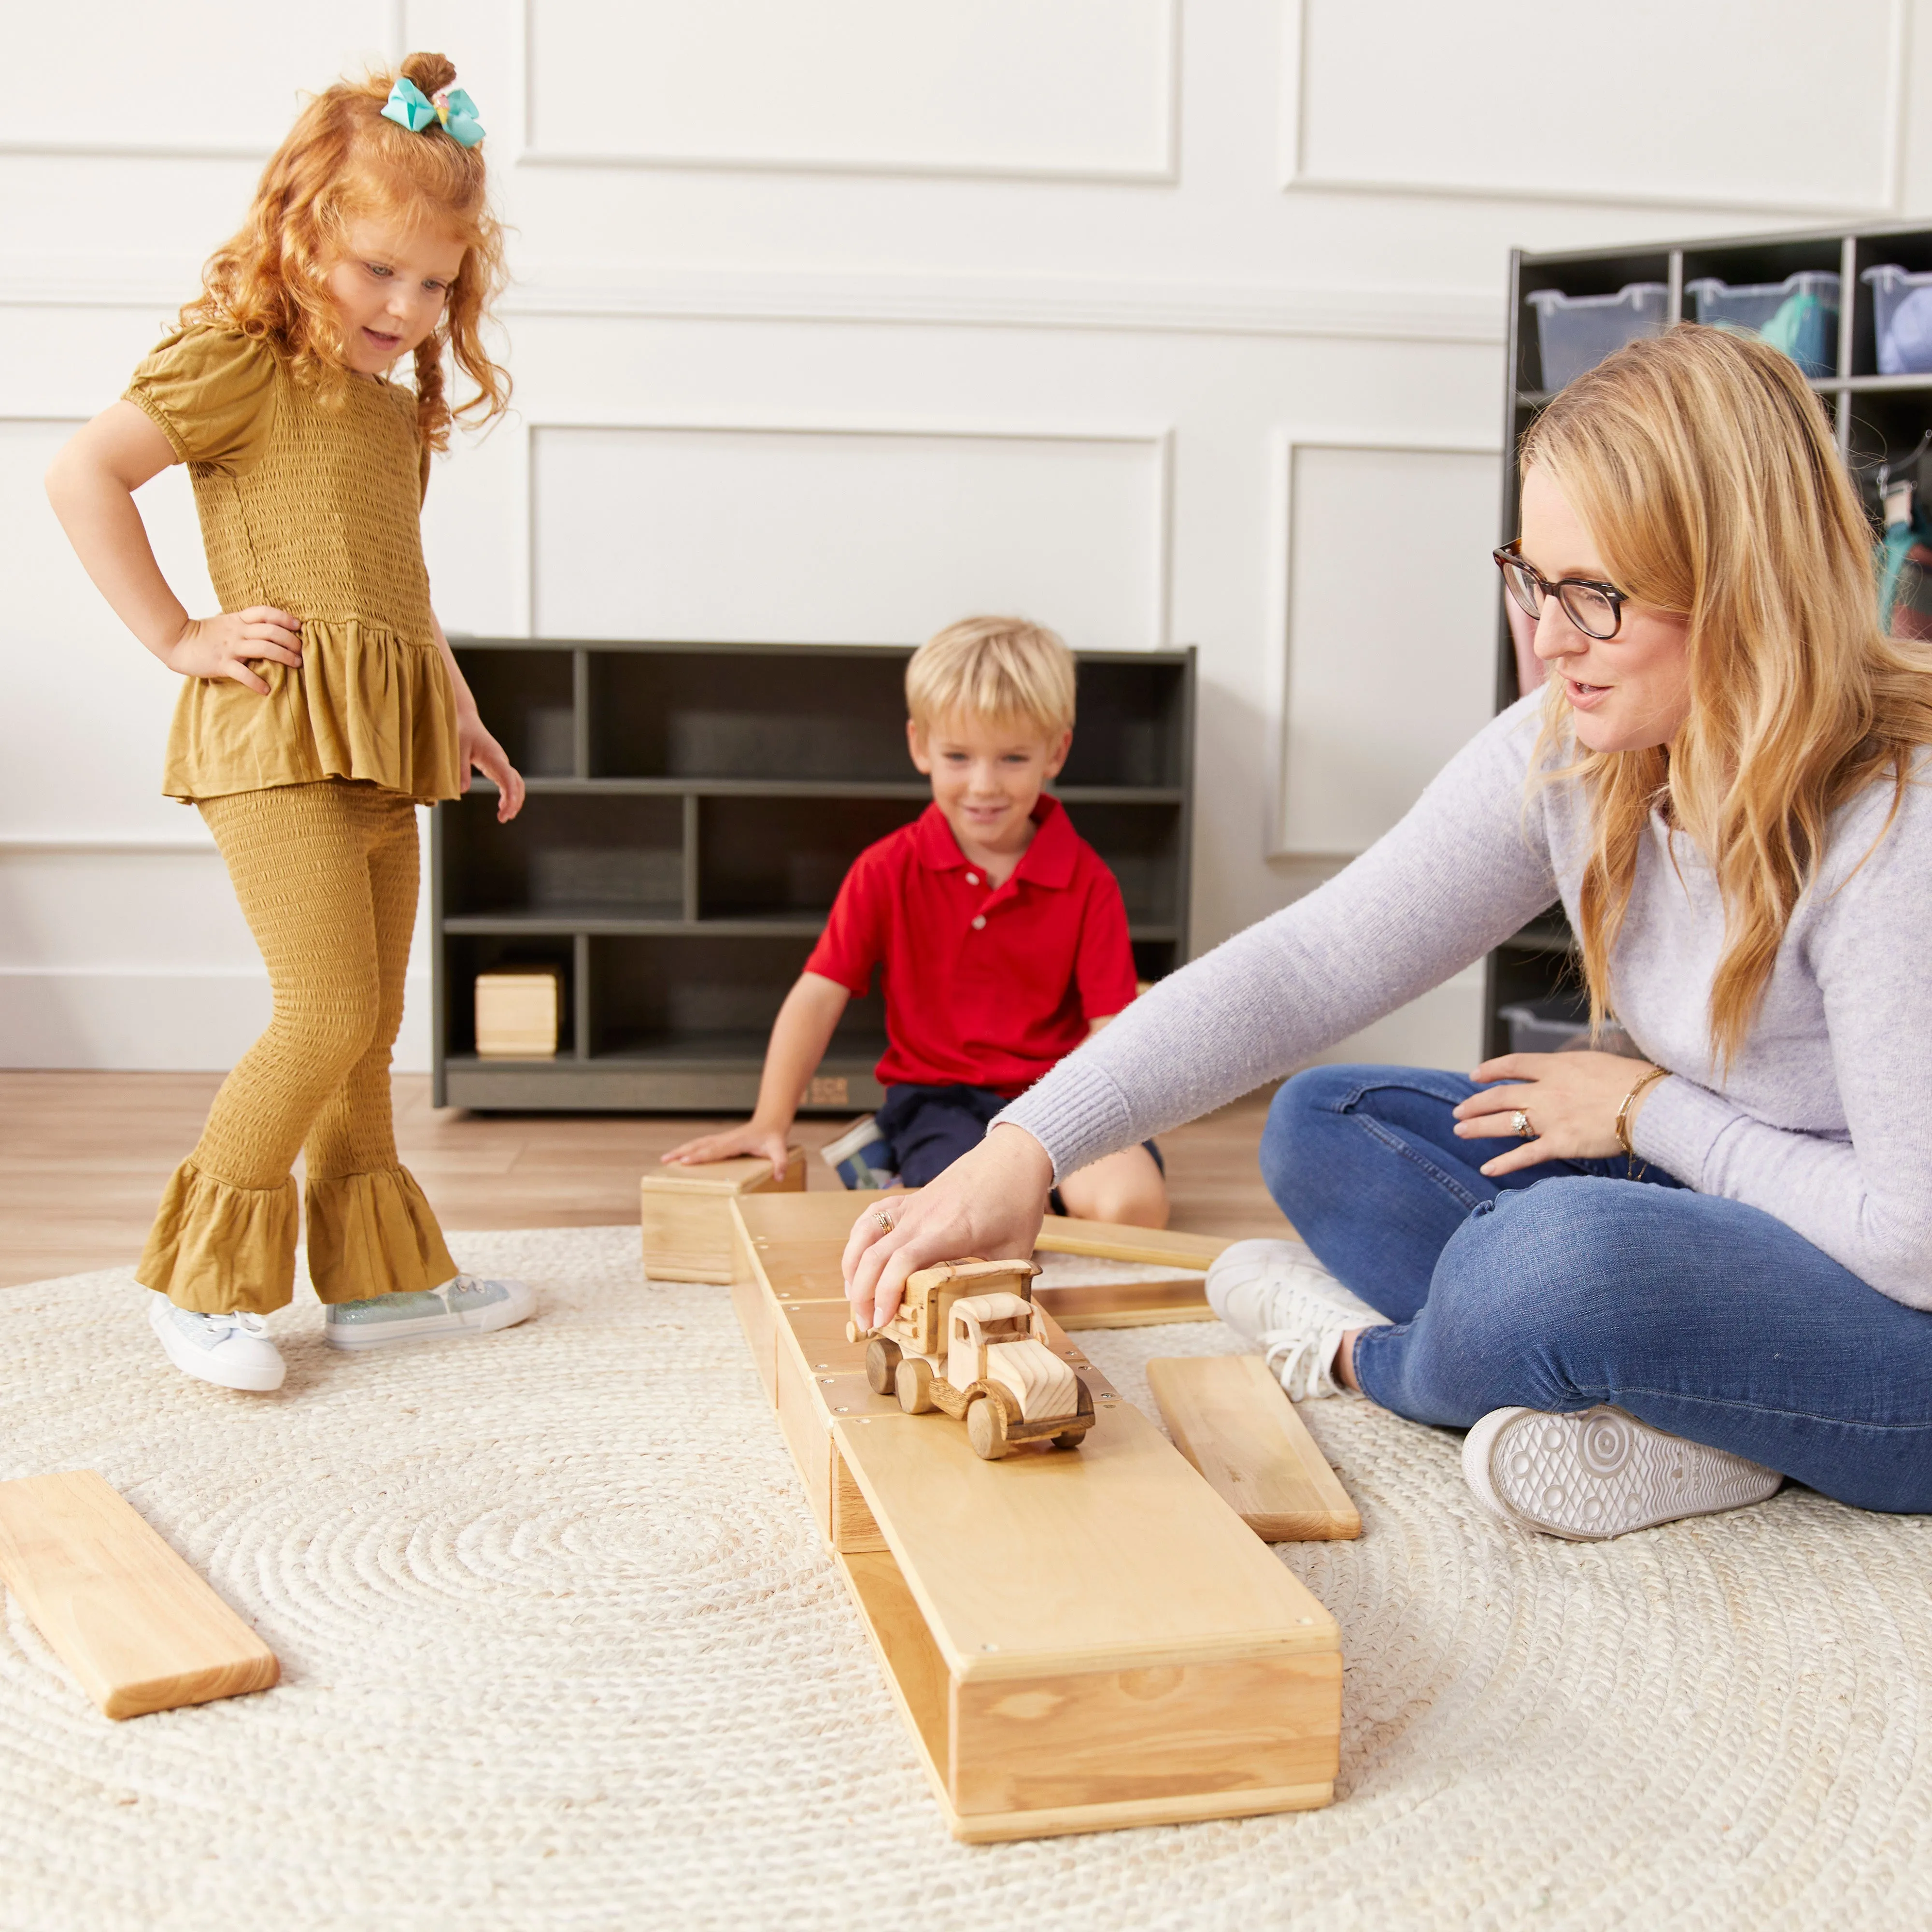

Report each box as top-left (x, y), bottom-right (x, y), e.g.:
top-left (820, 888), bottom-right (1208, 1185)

top-left (381, 76), bottom-right (484, 148)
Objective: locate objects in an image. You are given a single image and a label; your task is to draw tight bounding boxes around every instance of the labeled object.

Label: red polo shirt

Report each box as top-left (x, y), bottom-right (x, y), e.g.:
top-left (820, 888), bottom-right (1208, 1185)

top-left (805, 798), bottom-right (1138, 1098)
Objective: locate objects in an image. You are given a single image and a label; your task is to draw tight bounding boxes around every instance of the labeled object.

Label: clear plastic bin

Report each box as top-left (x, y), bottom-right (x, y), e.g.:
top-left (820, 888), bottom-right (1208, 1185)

top-left (1862, 264), bottom-right (1932, 375)
top-left (1497, 997), bottom-right (1591, 1055)
top-left (1526, 283), bottom-right (1669, 391)
top-left (1686, 271), bottom-right (1840, 378)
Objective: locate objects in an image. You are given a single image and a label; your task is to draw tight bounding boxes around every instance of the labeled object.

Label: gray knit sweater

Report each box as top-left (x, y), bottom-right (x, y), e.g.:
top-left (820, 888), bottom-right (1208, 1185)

top-left (1001, 691), bottom-right (1932, 1312)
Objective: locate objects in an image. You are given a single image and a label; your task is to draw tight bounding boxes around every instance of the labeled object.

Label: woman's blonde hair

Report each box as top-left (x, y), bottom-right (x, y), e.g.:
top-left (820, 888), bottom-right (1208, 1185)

top-left (1523, 322), bottom-right (1932, 1066)
top-left (907, 617), bottom-right (1077, 738)
top-left (185, 51), bottom-right (509, 451)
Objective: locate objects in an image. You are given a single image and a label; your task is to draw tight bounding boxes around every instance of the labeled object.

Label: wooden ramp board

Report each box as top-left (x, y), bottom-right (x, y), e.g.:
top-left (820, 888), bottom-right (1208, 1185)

top-left (1033, 1274), bottom-right (1209, 1330)
top-left (1148, 1354), bottom-right (1360, 1543)
top-left (0, 1471), bottom-right (279, 1719)
top-left (1034, 1215), bottom-right (1233, 1270)
top-left (730, 1192), bottom-right (1341, 1842)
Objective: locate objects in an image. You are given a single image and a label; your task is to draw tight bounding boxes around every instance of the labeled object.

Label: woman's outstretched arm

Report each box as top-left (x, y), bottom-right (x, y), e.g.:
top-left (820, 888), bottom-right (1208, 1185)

top-left (845, 694), bottom-right (1563, 1322)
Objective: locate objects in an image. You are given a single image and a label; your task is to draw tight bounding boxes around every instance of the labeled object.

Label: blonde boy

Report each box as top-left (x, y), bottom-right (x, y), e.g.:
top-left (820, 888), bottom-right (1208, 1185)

top-left (665, 618), bottom-right (1168, 1225)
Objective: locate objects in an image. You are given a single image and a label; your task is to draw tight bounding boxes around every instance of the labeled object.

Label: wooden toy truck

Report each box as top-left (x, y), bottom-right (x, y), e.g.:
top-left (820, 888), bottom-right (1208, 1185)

top-left (848, 1258), bottom-right (1095, 1459)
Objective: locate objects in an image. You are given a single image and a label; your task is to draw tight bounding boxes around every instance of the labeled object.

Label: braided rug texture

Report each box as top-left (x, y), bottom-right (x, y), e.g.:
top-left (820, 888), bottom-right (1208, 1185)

top-left (0, 1226), bottom-right (1927, 1931)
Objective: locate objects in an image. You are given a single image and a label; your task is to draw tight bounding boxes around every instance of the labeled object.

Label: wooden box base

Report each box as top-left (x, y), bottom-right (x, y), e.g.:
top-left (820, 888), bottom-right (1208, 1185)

top-left (730, 1192), bottom-right (1342, 1842)
top-left (639, 1147), bottom-right (806, 1284)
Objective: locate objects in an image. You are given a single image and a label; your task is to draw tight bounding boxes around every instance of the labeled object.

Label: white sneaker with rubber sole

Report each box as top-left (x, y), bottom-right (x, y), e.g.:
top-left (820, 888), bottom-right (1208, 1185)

top-left (323, 1274), bottom-right (537, 1350)
top-left (147, 1292), bottom-right (286, 1392)
top-left (1463, 1405), bottom-right (1783, 1542)
top-left (1205, 1237), bottom-right (1391, 1401)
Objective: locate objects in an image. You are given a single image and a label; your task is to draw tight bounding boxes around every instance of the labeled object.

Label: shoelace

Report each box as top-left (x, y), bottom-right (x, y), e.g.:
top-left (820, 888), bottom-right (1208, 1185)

top-left (191, 1309), bottom-right (267, 1339)
top-left (1260, 1326), bottom-right (1338, 1400)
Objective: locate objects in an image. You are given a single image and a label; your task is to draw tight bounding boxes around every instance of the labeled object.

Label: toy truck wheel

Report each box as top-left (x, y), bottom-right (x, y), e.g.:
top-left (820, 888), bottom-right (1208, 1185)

top-left (966, 1394), bottom-right (1010, 1461)
top-left (864, 1335), bottom-right (902, 1397)
top-left (1052, 1376), bottom-right (1096, 1451)
top-left (895, 1356), bottom-right (936, 1414)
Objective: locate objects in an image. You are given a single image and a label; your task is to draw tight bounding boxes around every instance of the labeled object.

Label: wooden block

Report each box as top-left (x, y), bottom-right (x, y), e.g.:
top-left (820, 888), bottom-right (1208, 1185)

top-left (474, 967), bottom-right (562, 1059)
top-left (0, 1471), bottom-right (279, 1720)
top-left (1147, 1354), bottom-right (1361, 1542)
top-left (639, 1147), bottom-right (806, 1284)
top-left (1034, 1216), bottom-right (1233, 1270)
top-left (732, 1191), bottom-right (1341, 1842)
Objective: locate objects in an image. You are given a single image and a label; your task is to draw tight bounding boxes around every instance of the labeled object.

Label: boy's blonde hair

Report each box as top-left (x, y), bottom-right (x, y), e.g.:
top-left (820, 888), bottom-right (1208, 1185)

top-left (906, 617), bottom-right (1076, 739)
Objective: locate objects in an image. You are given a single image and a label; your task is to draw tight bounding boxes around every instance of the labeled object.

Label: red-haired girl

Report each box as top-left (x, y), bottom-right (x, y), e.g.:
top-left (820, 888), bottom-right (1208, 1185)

top-left (47, 54), bottom-right (534, 1392)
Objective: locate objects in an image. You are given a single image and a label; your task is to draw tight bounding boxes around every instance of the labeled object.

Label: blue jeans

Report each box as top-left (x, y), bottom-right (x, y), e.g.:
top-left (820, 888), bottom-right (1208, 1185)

top-left (1262, 1065), bottom-right (1932, 1514)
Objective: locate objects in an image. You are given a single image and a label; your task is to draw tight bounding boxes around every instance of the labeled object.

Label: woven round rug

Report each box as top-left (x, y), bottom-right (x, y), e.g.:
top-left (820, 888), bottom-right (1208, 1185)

top-left (0, 1226), bottom-right (1927, 1931)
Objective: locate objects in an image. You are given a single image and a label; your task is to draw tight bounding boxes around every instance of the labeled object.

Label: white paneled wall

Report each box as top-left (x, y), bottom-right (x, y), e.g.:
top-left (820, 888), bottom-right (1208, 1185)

top-left (4, 0), bottom-right (1928, 1077)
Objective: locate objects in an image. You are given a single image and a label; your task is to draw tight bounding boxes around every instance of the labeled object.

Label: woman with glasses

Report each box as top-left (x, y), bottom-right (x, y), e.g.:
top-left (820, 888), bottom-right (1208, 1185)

top-left (842, 322), bottom-right (1932, 1542)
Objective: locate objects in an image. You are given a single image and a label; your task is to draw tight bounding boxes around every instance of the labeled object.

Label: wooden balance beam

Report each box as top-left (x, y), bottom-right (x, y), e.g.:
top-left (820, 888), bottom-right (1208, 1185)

top-left (729, 1190), bottom-right (1342, 1843)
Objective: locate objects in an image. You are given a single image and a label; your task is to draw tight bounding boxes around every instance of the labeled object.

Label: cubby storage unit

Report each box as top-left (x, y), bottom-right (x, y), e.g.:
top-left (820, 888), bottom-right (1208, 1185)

top-left (433, 641), bottom-right (1194, 1110)
top-left (1489, 221), bottom-right (1932, 1055)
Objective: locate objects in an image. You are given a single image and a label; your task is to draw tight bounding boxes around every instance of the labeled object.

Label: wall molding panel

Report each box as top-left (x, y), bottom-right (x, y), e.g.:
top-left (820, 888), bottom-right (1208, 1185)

top-left (1269, 435), bottom-right (1502, 862)
top-left (519, 0), bottom-right (1181, 184)
top-left (1281, 0), bottom-right (1914, 217)
top-left (526, 418), bottom-right (1174, 650)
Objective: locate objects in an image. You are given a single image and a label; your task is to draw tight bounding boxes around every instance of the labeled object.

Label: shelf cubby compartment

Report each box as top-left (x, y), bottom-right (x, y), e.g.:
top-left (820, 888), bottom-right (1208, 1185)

top-left (443, 933), bottom-right (577, 1061)
top-left (697, 794), bottom-right (923, 922)
top-left (458, 647), bottom-right (577, 778)
top-left (442, 791), bottom-right (684, 925)
top-left (588, 647), bottom-right (911, 782)
top-left (1058, 798), bottom-right (1184, 925)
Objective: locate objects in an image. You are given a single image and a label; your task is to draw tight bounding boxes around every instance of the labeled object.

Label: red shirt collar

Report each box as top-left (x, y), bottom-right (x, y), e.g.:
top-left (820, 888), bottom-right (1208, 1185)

top-left (911, 796), bottom-right (1078, 889)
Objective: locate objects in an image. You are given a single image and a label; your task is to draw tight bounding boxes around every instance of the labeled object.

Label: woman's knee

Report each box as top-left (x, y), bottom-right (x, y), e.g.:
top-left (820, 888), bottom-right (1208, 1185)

top-left (1260, 1065), bottom-right (1368, 1213)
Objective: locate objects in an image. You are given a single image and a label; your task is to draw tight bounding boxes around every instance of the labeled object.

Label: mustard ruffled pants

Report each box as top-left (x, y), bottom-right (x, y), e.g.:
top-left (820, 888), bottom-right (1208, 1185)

top-left (139, 780), bottom-right (456, 1314)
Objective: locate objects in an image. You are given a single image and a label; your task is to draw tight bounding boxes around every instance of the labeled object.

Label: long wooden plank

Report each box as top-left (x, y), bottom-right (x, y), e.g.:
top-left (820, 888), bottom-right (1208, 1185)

top-left (1034, 1216), bottom-right (1233, 1269)
top-left (1034, 1275), bottom-right (1210, 1329)
top-left (0, 1471), bottom-right (279, 1719)
top-left (1148, 1354), bottom-right (1360, 1542)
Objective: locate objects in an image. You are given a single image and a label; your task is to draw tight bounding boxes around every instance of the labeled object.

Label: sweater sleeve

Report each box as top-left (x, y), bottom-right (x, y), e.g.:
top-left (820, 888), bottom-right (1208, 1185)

top-left (999, 693), bottom-right (1563, 1178)
top-left (1630, 775), bottom-right (1932, 1310)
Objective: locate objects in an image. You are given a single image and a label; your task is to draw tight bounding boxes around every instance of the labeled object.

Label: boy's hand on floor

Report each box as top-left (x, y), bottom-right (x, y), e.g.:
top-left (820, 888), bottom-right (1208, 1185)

top-left (662, 1122), bottom-right (794, 1172)
top-left (843, 1124), bottom-right (1054, 1332)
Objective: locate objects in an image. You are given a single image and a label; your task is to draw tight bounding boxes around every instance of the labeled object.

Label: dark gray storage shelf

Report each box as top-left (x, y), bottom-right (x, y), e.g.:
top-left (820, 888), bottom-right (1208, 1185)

top-left (433, 639), bottom-right (1195, 1111)
top-left (1486, 218), bottom-right (1932, 1055)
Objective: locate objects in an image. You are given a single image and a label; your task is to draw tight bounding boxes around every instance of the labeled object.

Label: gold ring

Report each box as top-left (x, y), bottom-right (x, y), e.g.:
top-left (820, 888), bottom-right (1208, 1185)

top-left (1512, 1109), bottom-right (1534, 1139)
top-left (874, 1208), bottom-right (895, 1233)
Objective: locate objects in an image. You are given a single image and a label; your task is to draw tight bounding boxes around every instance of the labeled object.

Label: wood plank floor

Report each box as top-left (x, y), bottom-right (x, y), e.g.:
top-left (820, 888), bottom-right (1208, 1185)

top-left (0, 1072), bottom-right (1289, 1289)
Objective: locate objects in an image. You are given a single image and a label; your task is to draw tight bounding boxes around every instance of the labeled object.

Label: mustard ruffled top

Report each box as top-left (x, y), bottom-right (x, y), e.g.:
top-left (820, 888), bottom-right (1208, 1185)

top-left (125, 325), bottom-right (461, 804)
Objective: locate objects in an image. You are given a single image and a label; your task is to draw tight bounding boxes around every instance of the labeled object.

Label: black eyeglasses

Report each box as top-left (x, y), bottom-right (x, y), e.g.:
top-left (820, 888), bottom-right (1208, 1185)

top-left (1493, 540), bottom-right (1628, 641)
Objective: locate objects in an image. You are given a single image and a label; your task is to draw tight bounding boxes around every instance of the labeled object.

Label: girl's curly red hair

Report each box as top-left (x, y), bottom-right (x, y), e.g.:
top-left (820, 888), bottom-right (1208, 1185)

top-left (186, 51), bottom-right (509, 451)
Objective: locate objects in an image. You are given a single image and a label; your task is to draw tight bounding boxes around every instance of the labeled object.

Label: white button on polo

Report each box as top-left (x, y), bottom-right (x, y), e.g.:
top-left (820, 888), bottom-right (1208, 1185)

top-left (965, 872), bottom-right (979, 885)
top-left (971, 915), bottom-right (987, 930)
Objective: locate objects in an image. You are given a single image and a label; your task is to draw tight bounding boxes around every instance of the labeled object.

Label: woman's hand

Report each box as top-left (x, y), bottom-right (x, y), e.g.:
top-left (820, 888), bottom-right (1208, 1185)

top-left (663, 1118), bottom-right (795, 1174)
top-left (1453, 1050), bottom-right (1660, 1177)
top-left (459, 710), bottom-right (526, 823)
top-left (841, 1123), bottom-right (1055, 1331)
top-left (164, 609), bottom-right (303, 695)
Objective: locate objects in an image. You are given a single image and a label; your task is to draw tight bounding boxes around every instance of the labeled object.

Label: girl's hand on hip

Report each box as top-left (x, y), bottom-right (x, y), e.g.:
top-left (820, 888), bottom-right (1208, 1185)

top-left (1453, 1050), bottom-right (1660, 1178)
top-left (842, 1123), bottom-right (1054, 1332)
top-left (165, 609), bottom-right (302, 695)
top-left (460, 713), bottom-right (526, 823)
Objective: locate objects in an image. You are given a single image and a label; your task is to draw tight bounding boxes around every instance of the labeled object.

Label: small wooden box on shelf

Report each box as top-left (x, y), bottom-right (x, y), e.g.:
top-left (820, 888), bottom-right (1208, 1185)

top-left (473, 966), bottom-right (563, 1059)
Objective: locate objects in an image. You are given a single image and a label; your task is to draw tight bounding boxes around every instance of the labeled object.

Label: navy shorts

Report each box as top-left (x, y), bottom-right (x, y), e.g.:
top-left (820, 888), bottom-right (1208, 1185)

top-left (874, 1082), bottom-right (1163, 1208)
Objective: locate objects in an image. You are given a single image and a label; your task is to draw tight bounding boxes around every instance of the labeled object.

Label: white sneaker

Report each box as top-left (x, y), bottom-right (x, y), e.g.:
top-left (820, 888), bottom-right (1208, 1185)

top-left (1205, 1237), bottom-right (1390, 1401)
top-left (1463, 1405), bottom-right (1784, 1542)
top-left (322, 1274), bottom-right (537, 1350)
top-left (147, 1292), bottom-right (286, 1392)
